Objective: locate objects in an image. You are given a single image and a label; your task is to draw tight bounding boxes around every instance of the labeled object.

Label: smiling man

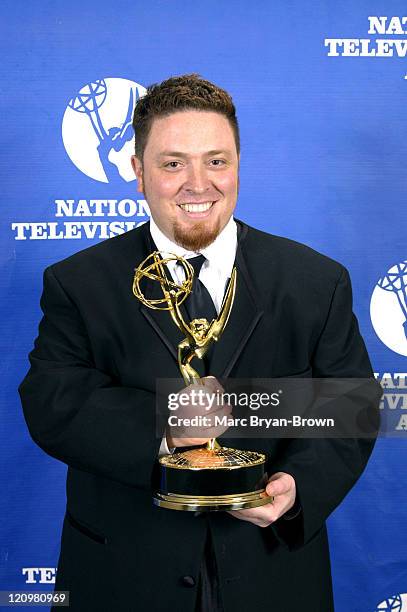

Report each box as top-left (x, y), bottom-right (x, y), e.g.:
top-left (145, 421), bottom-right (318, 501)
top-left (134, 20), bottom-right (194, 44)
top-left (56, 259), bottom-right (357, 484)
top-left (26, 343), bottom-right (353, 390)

top-left (19, 74), bottom-right (379, 612)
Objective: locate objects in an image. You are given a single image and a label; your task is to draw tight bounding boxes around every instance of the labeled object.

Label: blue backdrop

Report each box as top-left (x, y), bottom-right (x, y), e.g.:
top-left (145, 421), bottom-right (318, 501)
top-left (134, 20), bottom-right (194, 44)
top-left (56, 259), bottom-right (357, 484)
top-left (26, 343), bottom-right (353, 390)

top-left (1, 1), bottom-right (407, 610)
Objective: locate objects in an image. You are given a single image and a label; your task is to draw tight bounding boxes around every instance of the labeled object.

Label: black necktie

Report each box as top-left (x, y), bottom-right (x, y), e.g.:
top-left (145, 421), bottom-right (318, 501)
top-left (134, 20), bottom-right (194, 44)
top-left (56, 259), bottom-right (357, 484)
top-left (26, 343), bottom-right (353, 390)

top-left (181, 255), bottom-right (217, 378)
top-left (185, 255), bottom-right (217, 323)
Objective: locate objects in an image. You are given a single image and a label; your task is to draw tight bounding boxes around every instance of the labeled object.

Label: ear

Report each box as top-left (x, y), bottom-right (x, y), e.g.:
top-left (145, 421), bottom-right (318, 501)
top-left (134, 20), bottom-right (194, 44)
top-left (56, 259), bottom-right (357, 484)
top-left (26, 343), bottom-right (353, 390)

top-left (131, 155), bottom-right (144, 193)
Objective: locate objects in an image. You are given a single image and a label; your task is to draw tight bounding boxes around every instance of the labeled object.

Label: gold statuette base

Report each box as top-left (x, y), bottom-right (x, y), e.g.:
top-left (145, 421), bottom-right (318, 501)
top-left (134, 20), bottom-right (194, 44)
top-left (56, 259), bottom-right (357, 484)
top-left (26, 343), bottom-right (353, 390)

top-left (153, 489), bottom-right (273, 512)
top-left (154, 445), bottom-right (270, 511)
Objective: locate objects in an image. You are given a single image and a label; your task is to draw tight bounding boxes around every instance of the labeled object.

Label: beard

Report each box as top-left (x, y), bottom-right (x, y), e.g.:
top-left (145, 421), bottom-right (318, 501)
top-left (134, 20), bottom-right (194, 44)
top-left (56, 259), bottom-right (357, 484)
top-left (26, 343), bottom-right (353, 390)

top-left (173, 218), bottom-right (222, 251)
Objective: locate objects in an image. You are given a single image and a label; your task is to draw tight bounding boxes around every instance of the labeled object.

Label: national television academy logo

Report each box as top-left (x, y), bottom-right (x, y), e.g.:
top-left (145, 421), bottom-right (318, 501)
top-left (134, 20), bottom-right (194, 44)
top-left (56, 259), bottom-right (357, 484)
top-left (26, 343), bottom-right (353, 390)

top-left (375, 593), bottom-right (407, 611)
top-left (370, 261), bottom-right (407, 356)
top-left (62, 78), bottom-right (146, 183)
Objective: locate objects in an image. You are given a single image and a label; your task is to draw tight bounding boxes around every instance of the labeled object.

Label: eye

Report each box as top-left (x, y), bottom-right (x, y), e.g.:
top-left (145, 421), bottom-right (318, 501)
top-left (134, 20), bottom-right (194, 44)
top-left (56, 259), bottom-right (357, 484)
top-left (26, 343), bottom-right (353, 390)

top-left (209, 159), bottom-right (226, 167)
top-left (164, 161), bottom-right (182, 169)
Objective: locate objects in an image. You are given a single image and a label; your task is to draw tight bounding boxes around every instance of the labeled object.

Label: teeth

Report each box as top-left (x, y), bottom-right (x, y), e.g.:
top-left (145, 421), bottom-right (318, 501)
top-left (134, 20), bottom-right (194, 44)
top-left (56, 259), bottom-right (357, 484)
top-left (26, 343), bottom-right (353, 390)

top-left (179, 202), bottom-right (213, 213)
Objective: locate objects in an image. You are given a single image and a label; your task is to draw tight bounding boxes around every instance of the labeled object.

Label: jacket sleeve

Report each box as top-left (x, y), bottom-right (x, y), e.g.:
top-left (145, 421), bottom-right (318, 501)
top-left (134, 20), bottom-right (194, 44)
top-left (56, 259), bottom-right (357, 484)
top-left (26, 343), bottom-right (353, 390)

top-left (19, 265), bottom-right (161, 490)
top-left (271, 266), bottom-right (381, 550)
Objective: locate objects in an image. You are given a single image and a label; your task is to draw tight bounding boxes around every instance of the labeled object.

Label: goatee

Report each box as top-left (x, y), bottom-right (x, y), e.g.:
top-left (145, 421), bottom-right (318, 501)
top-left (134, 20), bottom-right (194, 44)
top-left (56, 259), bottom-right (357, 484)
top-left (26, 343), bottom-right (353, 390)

top-left (173, 219), bottom-right (222, 251)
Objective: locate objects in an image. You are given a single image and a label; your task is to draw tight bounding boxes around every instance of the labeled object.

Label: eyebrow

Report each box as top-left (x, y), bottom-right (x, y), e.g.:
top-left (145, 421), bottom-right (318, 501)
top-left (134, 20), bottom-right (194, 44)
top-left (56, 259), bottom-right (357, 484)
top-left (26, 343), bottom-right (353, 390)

top-left (157, 149), bottom-right (231, 159)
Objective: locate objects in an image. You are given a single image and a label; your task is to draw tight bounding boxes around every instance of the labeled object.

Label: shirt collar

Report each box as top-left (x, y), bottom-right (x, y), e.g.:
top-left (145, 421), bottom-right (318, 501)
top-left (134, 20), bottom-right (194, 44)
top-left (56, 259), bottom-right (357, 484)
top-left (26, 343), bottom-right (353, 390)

top-left (149, 215), bottom-right (237, 276)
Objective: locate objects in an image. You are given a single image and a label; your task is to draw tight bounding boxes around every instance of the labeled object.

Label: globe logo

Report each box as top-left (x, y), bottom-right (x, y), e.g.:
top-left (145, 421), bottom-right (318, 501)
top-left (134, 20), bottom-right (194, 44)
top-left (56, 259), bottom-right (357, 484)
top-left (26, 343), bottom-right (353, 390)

top-left (375, 593), bottom-right (405, 611)
top-left (62, 77), bottom-right (146, 183)
top-left (370, 261), bottom-right (407, 356)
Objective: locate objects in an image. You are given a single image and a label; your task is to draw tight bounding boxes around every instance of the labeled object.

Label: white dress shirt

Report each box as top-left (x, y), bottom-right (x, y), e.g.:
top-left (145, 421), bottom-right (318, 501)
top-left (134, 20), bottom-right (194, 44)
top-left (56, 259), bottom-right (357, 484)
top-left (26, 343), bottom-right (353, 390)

top-left (149, 216), bottom-right (237, 315)
top-left (149, 215), bottom-right (238, 455)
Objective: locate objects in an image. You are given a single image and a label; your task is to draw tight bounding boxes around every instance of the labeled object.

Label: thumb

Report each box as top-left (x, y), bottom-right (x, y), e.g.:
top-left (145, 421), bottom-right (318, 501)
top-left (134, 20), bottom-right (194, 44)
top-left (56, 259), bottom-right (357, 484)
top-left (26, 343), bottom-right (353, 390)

top-left (266, 473), bottom-right (289, 497)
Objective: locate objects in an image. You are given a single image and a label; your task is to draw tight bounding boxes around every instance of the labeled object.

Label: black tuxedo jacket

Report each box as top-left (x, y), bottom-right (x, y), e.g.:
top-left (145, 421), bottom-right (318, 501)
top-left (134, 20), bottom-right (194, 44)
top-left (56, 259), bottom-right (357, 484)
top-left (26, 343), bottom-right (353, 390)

top-left (19, 220), bottom-right (379, 612)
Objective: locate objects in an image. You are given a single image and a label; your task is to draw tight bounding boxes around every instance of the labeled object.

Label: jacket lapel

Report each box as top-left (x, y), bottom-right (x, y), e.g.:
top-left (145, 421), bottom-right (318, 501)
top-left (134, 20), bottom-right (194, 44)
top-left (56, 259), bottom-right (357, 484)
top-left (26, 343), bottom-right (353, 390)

top-left (209, 222), bottom-right (264, 378)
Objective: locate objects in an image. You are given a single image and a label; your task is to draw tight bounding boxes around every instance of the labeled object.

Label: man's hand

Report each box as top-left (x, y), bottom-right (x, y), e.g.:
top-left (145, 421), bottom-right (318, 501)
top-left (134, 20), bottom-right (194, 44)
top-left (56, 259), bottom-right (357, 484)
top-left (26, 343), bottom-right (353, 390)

top-left (166, 376), bottom-right (232, 449)
top-left (228, 472), bottom-right (297, 527)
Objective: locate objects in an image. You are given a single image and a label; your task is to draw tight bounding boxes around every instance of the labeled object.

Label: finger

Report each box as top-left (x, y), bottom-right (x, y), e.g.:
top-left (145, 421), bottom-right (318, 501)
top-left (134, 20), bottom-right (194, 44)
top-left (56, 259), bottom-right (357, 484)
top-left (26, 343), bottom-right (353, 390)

top-left (202, 377), bottom-right (224, 393)
top-left (227, 509), bottom-right (266, 525)
top-left (231, 495), bottom-right (289, 521)
top-left (206, 404), bottom-right (233, 417)
top-left (169, 407), bottom-right (232, 437)
top-left (188, 402), bottom-right (231, 416)
top-left (266, 474), bottom-right (292, 497)
top-left (228, 504), bottom-right (277, 527)
top-left (194, 424), bottom-right (230, 438)
top-left (175, 399), bottom-right (231, 418)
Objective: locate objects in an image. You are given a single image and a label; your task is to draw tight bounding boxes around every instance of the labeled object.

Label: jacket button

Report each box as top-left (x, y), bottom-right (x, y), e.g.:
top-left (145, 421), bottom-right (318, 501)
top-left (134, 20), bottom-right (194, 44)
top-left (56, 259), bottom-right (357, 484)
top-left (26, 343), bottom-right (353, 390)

top-left (181, 575), bottom-right (195, 587)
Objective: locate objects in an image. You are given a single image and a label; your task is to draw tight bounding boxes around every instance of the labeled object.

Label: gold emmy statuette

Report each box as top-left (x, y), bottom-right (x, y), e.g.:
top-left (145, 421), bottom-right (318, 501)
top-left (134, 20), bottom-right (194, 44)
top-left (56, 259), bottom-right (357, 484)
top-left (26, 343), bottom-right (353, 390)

top-left (133, 251), bottom-right (271, 511)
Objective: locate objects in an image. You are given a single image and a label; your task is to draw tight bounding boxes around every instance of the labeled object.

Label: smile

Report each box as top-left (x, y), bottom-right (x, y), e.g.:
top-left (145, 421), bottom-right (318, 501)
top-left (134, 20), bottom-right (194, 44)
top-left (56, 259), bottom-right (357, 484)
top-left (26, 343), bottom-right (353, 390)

top-left (178, 202), bottom-right (214, 213)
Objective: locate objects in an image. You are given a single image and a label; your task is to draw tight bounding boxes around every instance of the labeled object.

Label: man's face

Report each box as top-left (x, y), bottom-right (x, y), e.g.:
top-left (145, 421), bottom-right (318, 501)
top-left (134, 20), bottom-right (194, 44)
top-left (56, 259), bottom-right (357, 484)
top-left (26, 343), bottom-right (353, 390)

top-left (131, 110), bottom-right (239, 251)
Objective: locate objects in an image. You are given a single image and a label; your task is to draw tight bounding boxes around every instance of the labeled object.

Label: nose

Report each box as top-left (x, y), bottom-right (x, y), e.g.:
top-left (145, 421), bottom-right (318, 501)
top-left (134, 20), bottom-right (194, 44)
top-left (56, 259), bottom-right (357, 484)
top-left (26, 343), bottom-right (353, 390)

top-left (184, 162), bottom-right (211, 194)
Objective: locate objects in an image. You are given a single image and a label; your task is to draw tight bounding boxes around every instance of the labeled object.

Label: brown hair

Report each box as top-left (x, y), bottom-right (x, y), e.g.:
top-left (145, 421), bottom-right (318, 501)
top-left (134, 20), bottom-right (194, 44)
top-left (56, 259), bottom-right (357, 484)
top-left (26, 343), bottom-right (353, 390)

top-left (132, 73), bottom-right (240, 160)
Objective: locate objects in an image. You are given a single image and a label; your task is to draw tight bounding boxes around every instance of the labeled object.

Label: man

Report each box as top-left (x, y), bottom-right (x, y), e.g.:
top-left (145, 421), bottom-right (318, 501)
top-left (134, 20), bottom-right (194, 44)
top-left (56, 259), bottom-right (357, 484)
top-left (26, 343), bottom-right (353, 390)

top-left (19, 74), bottom-right (379, 611)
